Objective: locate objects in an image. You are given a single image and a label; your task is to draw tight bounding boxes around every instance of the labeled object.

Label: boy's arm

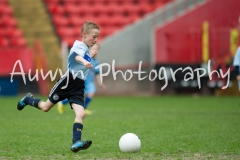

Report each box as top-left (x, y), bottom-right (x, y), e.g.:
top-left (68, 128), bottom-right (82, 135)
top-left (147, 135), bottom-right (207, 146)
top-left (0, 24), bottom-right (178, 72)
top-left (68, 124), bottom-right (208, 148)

top-left (96, 74), bottom-right (106, 90)
top-left (75, 55), bottom-right (92, 68)
top-left (90, 50), bottom-right (97, 58)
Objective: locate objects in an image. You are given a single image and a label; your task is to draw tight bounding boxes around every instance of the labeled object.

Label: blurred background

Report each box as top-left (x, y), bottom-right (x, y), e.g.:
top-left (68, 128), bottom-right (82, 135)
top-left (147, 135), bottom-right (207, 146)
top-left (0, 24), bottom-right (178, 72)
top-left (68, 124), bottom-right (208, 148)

top-left (0, 0), bottom-right (239, 96)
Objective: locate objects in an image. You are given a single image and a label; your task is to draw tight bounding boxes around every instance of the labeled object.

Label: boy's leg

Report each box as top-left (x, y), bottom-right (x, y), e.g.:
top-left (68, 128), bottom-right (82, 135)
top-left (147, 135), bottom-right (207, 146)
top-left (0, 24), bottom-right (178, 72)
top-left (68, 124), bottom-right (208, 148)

top-left (84, 82), bottom-right (96, 115)
top-left (57, 99), bottom-right (68, 114)
top-left (17, 93), bottom-right (35, 110)
top-left (17, 93), bottom-right (55, 112)
top-left (62, 99), bottom-right (69, 105)
top-left (70, 103), bottom-right (92, 152)
top-left (84, 94), bottom-right (94, 110)
top-left (38, 99), bottom-right (55, 112)
top-left (84, 82), bottom-right (95, 110)
top-left (57, 102), bottom-right (64, 114)
top-left (84, 93), bottom-right (94, 115)
top-left (84, 94), bottom-right (92, 115)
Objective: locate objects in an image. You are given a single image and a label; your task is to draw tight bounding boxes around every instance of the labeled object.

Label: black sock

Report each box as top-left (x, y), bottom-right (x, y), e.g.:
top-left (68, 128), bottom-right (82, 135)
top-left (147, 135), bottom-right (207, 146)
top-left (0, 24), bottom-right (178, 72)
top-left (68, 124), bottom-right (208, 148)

top-left (72, 123), bottom-right (83, 144)
top-left (24, 97), bottom-right (41, 109)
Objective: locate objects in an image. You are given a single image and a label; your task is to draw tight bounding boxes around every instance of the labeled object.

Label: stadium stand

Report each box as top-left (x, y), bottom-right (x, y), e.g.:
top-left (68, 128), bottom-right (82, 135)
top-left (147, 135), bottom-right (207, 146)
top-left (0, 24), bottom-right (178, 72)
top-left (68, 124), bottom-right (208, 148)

top-left (0, 2), bottom-right (27, 49)
top-left (8, 0), bottom-right (61, 73)
top-left (0, 0), bottom-right (173, 95)
top-left (44, 0), bottom-right (172, 46)
top-left (0, 0), bottom-right (62, 95)
top-left (0, 0), bottom-right (33, 95)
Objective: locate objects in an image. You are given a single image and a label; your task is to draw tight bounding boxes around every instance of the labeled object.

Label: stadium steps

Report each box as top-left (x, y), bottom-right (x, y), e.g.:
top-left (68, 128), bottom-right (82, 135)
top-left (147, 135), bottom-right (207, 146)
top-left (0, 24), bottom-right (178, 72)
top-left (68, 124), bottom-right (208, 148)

top-left (8, 0), bottom-right (61, 72)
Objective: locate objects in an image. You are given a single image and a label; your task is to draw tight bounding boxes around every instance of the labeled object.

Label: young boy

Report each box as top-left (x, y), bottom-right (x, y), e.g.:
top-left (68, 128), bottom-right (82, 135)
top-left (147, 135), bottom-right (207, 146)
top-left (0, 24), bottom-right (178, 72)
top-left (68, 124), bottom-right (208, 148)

top-left (58, 43), bottom-right (106, 115)
top-left (17, 21), bottom-right (100, 153)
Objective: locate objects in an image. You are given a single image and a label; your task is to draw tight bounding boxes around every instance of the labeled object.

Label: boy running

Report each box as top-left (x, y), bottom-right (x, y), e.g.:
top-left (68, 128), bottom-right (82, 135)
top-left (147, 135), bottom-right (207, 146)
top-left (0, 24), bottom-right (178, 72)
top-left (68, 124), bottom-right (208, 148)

top-left (58, 43), bottom-right (106, 115)
top-left (17, 21), bottom-right (100, 153)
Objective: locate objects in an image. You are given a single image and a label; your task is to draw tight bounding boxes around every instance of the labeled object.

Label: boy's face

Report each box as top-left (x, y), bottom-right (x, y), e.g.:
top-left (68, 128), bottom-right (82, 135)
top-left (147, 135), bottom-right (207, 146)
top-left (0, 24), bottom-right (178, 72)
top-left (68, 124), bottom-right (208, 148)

top-left (83, 29), bottom-right (100, 47)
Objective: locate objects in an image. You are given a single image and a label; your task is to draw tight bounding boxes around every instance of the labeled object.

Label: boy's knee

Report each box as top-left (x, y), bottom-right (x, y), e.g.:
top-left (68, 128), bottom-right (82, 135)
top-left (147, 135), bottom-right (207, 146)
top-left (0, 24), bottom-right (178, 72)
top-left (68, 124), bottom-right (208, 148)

top-left (41, 106), bottom-right (51, 112)
top-left (39, 101), bottom-right (54, 112)
top-left (81, 112), bottom-right (86, 119)
top-left (76, 112), bottom-right (85, 120)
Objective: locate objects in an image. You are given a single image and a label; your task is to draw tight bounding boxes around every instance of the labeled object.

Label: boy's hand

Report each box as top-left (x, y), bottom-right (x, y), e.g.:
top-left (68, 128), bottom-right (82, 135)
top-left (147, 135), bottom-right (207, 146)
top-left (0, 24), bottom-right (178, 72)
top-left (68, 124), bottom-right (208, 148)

top-left (83, 61), bottom-right (92, 68)
top-left (99, 83), bottom-right (106, 90)
top-left (91, 50), bottom-right (98, 57)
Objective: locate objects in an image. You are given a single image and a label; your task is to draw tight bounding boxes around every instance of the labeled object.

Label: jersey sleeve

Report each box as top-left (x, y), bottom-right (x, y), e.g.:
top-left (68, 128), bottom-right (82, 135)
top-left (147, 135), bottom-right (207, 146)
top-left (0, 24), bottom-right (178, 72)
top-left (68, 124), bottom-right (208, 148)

top-left (72, 44), bottom-right (86, 57)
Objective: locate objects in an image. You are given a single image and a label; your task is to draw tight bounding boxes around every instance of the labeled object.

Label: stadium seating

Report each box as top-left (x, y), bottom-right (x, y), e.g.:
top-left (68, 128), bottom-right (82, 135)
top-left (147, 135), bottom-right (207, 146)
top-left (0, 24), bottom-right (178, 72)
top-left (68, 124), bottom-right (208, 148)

top-left (44, 0), bottom-right (172, 46)
top-left (0, 2), bottom-right (27, 49)
top-left (0, 38), bottom-right (9, 47)
top-left (0, 0), bottom-right (8, 4)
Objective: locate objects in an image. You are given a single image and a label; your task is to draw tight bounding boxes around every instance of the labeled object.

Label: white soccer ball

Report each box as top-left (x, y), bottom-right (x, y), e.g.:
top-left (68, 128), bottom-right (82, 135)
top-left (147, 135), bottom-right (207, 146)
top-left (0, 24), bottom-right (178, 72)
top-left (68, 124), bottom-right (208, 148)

top-left (119, 133), bottom-right (141, 153)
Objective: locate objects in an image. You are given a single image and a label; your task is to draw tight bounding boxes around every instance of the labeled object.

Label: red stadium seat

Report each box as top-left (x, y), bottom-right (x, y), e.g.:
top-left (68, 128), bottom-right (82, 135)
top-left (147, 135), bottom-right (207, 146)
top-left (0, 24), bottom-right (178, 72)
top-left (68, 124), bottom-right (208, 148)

top-left (48, 4), bottom-right (65, 15)
top-left (77, 4), bottom-right (92, 15)
top-left (0, 38), bottom-right (9, 47)
top-left (0, 0), bottom-right (8, 5)
top-left (12, 29), bottom-right (23, 38)
top-left (0, 2), bottom-right (31, 50)
top-left (10, 38), bottom-right (27, 48)
top-left (109, 0), bottom-right (135, 5)
top-left (0, 28), bottom-right (12, 37)
top-left (65, 4), bottom-right (82, 15)
top-left (61, 36), bottom-right (76, 46)
top-left (108, 15), bottom-right (123, 27)
top-left (0, 6), bottom-right (13, 15)
top-left (6, 28), bottom-right (23, 38)
top-left (105, 3), bottom-right (125, 16)
top-left (81, 14), bottom-right (98, 23)
top-left (0, 28), bottom-right (5, 37)
top-left (122, 4), bottom-right (139, 16)
top-left (96, 15), bottom-right (109, 27)
top-left (86, 0), bottom-right (105, 5)
top-left (7, 18), bottom-right (18, 27)
top-left (44, 0), bottom-right (61, 4)
top-left (101, 26), bottom-right (118, 37)
top-left (91, 4), bottom-right (108, 16)
top-left (52, 15), bottom-right (69, 27)
top-left (73, 26), bottom-right (81, 37)
top-left (131, 13), bottom-right (141, 23)
top-left (62, 0), bottom-right (80, 5)
top-left (124, 0), bottom-right (135, 5)
top-left (69, 15), bottom-right (85, 27)
top-left (0, 16), bottom-right (17, 28)
top-left (152, 1), bottom-right (164, 10)
top-left (44, 0), bottom-right (167, 44)
top-left (136, 0), bottom-right (151, 3)
top-left (57, 27), bottom-right (75, 37)
top-left (80, 0), bottom-right (94, 5)
top-left (138, 3), bottom-right (153, 16)
top-left (110, 15), bottom-right (132, 27)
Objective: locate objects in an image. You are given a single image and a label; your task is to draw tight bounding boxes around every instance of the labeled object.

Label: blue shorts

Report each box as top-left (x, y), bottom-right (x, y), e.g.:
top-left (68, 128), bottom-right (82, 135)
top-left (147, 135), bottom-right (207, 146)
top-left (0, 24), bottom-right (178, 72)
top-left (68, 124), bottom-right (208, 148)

top-left (84, 82), bottom-right (96, 94)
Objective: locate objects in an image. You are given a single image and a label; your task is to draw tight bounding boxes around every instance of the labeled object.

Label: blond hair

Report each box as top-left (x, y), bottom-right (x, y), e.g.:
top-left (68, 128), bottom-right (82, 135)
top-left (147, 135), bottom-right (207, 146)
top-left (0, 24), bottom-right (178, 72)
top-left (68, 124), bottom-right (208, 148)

top-left (81, 21), bottom-right (100, 37)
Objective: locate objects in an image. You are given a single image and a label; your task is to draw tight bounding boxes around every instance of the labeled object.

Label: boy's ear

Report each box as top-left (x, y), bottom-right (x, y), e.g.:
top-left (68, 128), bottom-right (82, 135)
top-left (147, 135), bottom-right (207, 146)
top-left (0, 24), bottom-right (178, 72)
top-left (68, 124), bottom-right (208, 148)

top-left (82, 31), bottom-right (87, 37)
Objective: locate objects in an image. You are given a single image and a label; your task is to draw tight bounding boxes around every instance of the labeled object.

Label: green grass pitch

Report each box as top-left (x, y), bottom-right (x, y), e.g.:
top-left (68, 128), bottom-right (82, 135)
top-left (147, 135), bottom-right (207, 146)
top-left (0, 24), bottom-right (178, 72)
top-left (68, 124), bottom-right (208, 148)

top-left (0, 95), bottom-right (240, 159)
